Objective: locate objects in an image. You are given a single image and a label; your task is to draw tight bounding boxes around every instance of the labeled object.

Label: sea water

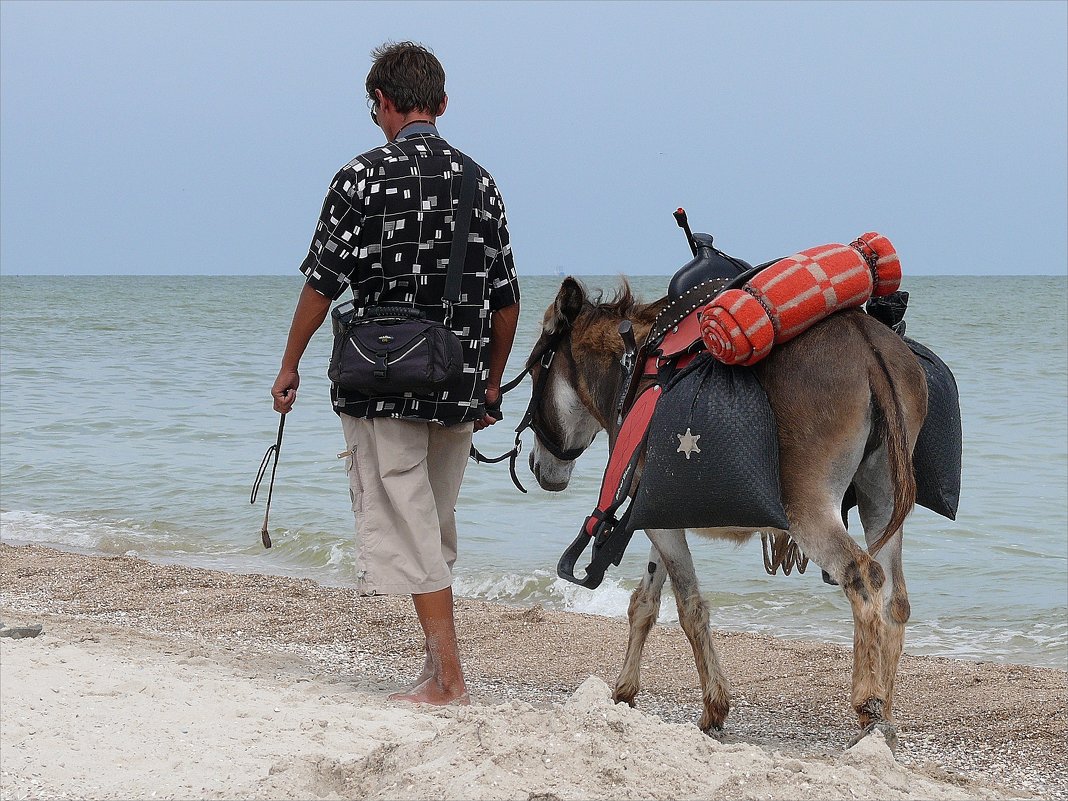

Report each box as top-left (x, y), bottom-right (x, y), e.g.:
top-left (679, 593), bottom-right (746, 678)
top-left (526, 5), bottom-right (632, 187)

top-left (1, 274), bottom-right (1065, 669)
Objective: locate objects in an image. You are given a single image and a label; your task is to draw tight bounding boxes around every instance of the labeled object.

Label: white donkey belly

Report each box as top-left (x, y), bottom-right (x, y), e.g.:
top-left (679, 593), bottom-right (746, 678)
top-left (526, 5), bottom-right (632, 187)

top-left (686, 525), bottom-right (785, 544)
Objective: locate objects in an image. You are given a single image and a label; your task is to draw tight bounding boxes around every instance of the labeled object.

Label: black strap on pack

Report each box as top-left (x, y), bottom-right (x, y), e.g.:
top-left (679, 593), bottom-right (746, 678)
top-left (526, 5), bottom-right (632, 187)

top-left (441, 155), bottom-right (524, 468)
top-left (445, 154), bottom-right (477, 305)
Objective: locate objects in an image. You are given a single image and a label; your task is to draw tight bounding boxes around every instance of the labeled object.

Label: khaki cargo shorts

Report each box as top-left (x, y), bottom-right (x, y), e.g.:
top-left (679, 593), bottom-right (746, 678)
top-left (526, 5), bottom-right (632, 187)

top-left (340, 415), bottom-right (473, 596)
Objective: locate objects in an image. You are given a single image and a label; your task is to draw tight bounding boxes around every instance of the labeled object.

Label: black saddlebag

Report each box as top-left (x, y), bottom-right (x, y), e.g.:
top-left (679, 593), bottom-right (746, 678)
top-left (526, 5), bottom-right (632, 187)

top-left (906, 337), bottom-right (963, 519)
top-left (628, 354), bottom-right (790, 531)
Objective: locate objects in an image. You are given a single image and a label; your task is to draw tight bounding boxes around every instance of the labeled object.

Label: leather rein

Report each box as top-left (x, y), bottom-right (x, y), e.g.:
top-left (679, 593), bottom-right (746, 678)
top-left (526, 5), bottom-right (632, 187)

top-left (471, 328), bottom-right (593, 493)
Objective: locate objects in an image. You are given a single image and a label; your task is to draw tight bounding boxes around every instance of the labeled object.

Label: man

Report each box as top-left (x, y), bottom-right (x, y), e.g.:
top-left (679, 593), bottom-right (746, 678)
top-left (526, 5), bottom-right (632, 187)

top-left (271, 41), bottom-right (521, 706)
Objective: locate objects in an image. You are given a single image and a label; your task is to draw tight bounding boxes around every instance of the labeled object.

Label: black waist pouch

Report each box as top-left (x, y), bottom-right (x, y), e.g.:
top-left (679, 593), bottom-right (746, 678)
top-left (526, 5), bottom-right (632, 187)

top-left (328, 305), bottom-right (463, 396)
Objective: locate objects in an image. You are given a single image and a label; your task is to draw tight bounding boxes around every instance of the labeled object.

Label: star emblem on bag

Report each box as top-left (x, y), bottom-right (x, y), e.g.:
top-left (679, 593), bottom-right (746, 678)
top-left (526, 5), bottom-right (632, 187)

top-left (676, 428), bottom-right (701, 460)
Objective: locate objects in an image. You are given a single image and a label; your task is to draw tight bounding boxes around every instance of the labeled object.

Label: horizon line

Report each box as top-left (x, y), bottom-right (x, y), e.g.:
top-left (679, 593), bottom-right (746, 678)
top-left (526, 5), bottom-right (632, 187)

top-left (1, 272), bottom-right (1066, 279)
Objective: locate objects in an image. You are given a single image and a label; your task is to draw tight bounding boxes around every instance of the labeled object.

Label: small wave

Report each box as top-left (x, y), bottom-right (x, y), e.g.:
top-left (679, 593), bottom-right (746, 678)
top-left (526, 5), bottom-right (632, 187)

top-left (453, 570), bottom-right (553, 603)
top-left (0, 508), bottom-right (186, 556)
top-left (0, 508), bottom-right (249, 561)
top-left (0, 509), bottom-right (107, 551)
top-left (0, 508), bottom-right (357, 586)
top-left (453, 569), bottom-right (681, 623)
top-left (907, 617), bottom-right (1068, 666)
top-left (261, 527), bottom-right (352, 572)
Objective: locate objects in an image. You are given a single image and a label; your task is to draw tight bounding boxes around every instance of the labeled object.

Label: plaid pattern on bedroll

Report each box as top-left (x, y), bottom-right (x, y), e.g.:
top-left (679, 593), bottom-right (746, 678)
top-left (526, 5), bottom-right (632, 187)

top-left (698, 232), bottom-right (901, 366)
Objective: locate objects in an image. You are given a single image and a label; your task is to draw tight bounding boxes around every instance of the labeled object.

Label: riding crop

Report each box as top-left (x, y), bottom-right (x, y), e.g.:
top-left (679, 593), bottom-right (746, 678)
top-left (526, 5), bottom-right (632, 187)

top-left (250, 412), bottom-right (286, 549)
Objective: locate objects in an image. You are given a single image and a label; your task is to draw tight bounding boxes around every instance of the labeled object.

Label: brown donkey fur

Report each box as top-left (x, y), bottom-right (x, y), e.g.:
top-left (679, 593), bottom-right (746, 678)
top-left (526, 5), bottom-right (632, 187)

top-left (528, 277), bottom-right (929, 747)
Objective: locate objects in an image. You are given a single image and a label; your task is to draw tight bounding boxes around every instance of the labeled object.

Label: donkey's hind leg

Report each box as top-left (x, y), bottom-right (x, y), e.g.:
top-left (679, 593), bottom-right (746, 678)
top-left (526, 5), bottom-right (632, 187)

top-left (784, 508), bottom-right (893, 739)
top-left (613, 541), bottom-right (668, 708)
top-left (645, 528), bottom-right (730, 732)
top-left (853, 446), bottom-right (911, 722)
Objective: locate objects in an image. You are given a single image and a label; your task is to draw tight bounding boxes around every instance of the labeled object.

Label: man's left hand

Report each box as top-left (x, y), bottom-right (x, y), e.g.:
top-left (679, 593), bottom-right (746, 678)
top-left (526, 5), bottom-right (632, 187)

top-left (474, 386), bottom-right (503, 432)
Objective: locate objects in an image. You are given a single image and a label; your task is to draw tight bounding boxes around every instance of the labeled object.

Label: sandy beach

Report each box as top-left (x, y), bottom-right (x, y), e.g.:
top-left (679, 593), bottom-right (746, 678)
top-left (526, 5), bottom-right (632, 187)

top-left (0, 543), bottom-right (1064, 800)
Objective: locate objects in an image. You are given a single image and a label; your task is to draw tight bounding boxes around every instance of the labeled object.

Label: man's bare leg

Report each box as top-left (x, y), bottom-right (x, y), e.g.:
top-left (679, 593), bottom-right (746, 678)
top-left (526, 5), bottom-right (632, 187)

top-left (388, 586), bottom-right (469, 705)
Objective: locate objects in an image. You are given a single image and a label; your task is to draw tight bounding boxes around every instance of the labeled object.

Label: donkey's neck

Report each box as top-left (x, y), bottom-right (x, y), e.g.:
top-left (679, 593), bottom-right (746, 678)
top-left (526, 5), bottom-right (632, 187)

top-left (574, 340), bottom-right (626, 435)
top-left (575, 298), bottom-right (667, 436)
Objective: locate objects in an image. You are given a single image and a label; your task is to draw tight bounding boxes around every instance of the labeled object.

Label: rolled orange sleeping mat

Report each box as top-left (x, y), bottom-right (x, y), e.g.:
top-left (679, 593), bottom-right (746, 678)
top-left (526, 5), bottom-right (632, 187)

top-left (698, 232), bottom-right (901, 366)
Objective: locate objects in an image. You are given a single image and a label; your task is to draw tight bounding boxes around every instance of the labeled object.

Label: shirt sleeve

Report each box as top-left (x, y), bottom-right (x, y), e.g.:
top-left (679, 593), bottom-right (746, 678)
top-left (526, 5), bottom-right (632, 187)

top-left (487, 182), bottom-right (521, 312)
top-left (299, 165), bottom-right (366, 301)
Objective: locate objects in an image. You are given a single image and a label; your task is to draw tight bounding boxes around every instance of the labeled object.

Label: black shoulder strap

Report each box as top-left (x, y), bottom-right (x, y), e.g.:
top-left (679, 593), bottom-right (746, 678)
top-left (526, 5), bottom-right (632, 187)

top-left (444, 154), bottom-right (477, 304)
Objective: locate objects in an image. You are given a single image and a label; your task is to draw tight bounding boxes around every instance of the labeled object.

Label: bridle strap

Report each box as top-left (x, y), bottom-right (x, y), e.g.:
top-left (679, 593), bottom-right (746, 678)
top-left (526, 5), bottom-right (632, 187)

top-left (499, 366), bottom-right (530, 395)
top-left (517, 337), bottom-right (594, 456)
top-left (469, 328), bottom-right (590, 492)
top-left (468, 347), bottom-right (542, 493)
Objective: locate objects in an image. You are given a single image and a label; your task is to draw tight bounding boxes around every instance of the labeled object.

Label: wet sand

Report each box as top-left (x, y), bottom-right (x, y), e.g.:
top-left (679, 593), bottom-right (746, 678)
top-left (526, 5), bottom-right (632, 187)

top-left (1, 543), bottom-right (1065, 800)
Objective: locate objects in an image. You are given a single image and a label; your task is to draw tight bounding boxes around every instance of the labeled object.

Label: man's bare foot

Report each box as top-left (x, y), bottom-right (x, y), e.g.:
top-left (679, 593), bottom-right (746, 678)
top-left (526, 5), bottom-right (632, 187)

top-left (389, 658), bottom-right (435, 696)
top-left (388, 676), bottom-right (470, 706)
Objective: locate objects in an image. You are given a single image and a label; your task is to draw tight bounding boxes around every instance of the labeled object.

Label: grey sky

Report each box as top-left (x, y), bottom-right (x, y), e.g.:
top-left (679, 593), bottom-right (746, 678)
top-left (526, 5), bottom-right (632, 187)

top-left (1, 0), bottom-right (1065, 276)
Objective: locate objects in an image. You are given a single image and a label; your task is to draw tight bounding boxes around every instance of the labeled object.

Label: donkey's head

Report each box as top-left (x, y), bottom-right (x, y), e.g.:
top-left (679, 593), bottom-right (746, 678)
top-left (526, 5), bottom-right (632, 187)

top-left (526, 277), bottom-right (663, 492)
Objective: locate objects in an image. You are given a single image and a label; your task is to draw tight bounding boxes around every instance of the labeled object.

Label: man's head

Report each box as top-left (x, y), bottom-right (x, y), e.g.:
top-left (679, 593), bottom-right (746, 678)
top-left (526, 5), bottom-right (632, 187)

top-left (366, 41), bottom-right (447, 130)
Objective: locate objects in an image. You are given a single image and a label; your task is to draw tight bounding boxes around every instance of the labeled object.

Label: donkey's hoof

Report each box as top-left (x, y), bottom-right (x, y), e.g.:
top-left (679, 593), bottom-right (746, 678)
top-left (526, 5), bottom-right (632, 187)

top-left (612, 685), bottom-right (638, 708)
top-left (847, 720), bottom-right (898, 753)
top-left (698, 695), bottom-right (730, 735)
top-left (698, 710), bottom-right (728, 736)
top-left (700, 724), bottom-right (726, 741)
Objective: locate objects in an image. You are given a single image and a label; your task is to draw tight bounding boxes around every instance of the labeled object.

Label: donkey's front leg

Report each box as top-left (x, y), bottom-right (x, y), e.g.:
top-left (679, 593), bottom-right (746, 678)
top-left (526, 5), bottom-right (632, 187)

top-left (646, 528), bottom-right (730, 732)
top-left (614, 541), bottom-right (668, 707)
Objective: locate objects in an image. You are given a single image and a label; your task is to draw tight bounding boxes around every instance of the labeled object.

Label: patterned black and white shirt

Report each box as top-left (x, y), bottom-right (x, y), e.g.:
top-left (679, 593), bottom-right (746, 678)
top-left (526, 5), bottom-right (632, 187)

top-left (300, 123), bottom-right (521, 425)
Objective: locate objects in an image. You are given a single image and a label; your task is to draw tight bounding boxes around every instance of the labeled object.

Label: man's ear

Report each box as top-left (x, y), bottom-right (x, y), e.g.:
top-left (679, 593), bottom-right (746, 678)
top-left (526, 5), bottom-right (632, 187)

top-left (436, 94), bottom-right (448, 117)
top-left (375, 88), bottom-right (394, 113)
top-left (544, 277), bottom-right (586, 334)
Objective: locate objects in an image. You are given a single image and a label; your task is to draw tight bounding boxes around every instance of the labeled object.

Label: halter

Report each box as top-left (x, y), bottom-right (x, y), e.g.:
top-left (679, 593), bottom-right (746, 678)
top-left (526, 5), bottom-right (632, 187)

top-left (518, 344), bottom-right (594, 462)
top-left (471, 327), bottom-right (594, 492)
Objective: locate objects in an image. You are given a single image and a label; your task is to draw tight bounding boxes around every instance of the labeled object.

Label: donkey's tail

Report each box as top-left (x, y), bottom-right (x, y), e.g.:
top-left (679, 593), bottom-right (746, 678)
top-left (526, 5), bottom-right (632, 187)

top-left (858, 327), bottom-right (917, 555)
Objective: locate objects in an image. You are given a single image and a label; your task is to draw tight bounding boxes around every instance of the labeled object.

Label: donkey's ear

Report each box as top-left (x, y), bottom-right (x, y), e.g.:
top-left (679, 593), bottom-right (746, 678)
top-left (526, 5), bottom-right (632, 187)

top-left (545, 276), bottom-right (586, 333)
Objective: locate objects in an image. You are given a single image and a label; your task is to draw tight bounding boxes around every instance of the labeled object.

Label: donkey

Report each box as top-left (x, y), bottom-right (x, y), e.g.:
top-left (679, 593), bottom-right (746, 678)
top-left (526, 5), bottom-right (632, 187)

top-left (528, 277), bottom-right (929, 747)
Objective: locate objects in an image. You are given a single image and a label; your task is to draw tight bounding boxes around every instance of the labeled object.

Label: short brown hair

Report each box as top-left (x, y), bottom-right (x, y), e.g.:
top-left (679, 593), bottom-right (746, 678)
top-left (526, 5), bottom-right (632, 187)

top-left (365, 41), bottom-right (446, 115)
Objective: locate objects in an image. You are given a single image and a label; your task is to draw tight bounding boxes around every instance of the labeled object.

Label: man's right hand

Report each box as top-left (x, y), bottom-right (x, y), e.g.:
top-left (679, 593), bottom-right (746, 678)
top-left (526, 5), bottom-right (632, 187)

top-left (272, 367), bottom-right (300, 413)
top-left (271, 284), bottom-right (332, 414)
